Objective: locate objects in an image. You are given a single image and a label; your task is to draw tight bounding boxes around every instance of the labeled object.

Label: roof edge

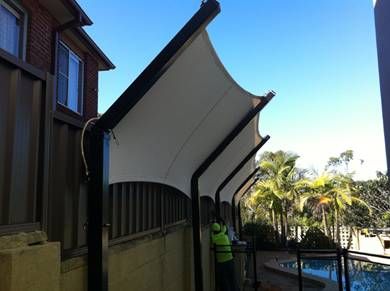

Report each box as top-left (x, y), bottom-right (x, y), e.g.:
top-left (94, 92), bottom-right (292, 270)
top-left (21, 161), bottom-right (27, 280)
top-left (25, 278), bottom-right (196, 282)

top-left (74, 27), bottom-right (115, 71)
top-left (61, 0), bottom-right (93, 26)
top-left (97, 0), bottom-right (221, 130)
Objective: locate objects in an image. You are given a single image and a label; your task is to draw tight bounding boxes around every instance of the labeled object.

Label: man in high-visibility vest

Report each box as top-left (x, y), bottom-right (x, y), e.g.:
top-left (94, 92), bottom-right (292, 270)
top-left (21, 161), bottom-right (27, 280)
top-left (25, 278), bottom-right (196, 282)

top-left (212, 221), bottom-right (239, 291)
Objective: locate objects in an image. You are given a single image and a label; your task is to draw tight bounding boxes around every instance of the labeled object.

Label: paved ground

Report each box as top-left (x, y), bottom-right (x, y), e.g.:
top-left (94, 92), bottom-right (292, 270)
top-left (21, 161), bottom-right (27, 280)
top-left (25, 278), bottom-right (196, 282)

top-left (243, 251), bottom-right (325, 291)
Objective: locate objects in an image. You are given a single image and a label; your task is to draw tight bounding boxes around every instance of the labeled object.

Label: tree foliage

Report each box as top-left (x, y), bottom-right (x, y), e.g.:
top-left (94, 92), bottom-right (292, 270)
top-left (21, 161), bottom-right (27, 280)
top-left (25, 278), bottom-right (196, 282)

top-left (242, 149), bottom-right (383, 247)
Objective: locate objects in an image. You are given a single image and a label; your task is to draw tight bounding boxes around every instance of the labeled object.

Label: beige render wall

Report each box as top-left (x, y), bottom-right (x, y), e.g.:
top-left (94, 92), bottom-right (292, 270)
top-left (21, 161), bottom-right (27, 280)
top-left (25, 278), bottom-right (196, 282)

top-left (61, 225), bottom-right (215, 291)
top-left (0, 232), bottom-right (60, 291)
top-left (108, 226), bottom-right (192, 291)
top-left (0, 225), bottom-right (215, 291)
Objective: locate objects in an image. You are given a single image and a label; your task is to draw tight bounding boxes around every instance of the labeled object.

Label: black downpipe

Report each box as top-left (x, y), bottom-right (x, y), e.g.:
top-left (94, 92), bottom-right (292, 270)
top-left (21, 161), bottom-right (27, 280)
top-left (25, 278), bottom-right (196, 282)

top-left (88, 128), bottom-right (110, 291)
top-left (215, 136), bottom-right (270, 219)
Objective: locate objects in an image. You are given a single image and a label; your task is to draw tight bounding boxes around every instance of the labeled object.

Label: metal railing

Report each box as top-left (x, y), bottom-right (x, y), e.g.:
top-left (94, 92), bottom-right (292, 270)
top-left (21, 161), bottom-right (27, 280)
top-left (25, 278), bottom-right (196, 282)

top-left (211, 240), bottom-right (258, 291)
top-left (296, 247), bottom-right (390, 291)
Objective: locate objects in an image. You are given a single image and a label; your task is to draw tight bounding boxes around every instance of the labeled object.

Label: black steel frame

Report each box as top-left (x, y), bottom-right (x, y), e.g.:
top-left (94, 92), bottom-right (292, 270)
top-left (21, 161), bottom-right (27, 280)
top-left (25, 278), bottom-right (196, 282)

top-left (191, 100), bottom-right (271, 291)
top-left (214, 136), bottom-right (270, 219)
top-left (88, 128), bottom-right (111, 291)
top-left (296, 248), bottom-right (390, 291)
top-left (212, 243), bottom-right (258, 291)
top-left (88, 0), bottom-right (220, 291)
top-left (236, 179), bottom-right (258, 239)
top-left (231, 166), bottom-right (260, 231)
top-left (96, 0), bottom-right (221, 131)
top-left (88, 1), bottom-right (275, 290)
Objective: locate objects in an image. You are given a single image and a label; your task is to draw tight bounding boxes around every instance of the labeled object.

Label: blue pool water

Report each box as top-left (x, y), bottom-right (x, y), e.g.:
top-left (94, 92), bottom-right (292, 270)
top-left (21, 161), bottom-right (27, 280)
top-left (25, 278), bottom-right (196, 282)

top-left (281, 258), bottom-right (390, 291)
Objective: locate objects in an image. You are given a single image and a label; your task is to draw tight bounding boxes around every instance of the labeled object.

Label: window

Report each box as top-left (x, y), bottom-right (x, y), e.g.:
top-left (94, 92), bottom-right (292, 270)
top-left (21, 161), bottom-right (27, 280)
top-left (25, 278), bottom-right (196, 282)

top-left (0, 0), bottom-right (24, 57)
top-left (57, 42), bottom-right (84, 114)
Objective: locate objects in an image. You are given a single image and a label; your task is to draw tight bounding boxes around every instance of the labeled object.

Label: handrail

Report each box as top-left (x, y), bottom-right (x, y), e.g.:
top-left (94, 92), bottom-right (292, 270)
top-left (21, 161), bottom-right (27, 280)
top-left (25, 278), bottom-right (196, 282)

top-left (296, 247), bottom-right (390, 291)
top-left (347, 249), bottom-right (390, 260)
top-left (298, 249), bottom-right (339, 254)
top-left (211, 242), bottom-right (258, 291)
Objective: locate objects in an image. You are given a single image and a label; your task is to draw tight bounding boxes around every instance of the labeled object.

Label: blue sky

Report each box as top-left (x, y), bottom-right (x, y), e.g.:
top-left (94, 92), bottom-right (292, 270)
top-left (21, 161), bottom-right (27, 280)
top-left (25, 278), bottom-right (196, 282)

top-left (79, 0), bottom-right (386, 180)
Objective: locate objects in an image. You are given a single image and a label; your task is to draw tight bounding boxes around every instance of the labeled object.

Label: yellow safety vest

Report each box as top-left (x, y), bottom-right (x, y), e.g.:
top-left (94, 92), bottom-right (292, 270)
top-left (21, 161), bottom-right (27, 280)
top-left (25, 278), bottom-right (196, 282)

top-left (211, 225), bottom-right (233, 263)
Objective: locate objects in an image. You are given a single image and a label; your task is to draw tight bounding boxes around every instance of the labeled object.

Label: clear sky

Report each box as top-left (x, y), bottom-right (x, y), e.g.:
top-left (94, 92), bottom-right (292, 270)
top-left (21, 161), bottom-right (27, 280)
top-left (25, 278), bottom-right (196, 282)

top-left (79, 0), bottom-right (386, 180)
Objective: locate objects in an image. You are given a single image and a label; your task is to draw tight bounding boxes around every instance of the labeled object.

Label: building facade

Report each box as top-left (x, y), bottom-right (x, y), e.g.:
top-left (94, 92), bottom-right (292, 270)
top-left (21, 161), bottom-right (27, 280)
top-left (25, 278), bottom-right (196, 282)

top-left (374, 0), bottom-right (390, 173)
top-left (0, 1), bottom-right (255, 291)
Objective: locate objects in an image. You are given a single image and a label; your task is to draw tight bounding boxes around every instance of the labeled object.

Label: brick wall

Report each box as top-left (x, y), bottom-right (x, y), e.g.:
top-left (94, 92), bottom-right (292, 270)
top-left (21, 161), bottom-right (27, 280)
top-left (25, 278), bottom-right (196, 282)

top-left (20, 0), bottom-right (99, 119)
top-left (22, 0), bottom-right (56, 73)
top-left (84, 53), bottom-right (98, 119)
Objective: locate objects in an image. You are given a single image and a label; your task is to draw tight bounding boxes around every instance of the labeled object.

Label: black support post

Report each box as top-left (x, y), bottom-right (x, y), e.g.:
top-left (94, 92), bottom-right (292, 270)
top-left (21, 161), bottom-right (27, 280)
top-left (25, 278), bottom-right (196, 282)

top-left (191, 93), bottom-right (274, 291)
top-left (252, 236), bottom-right (258, 291)
top-left (297, 246), bottom-right (303, 291)
top-left (88, 128), bottom-right (110, 291)
top-left (236, 180), bottom-right (257, 240)
top-left (231, 167), bottom-right (260, 231)
top-left (336, 247), bottom-right (344, 291)
top-left (237, 202), bottom-right (243, 240)
top-left (191, 177), bottom-right (204, 291)
top-left (215, 136), bottom-right (270, 218)
top-left (343, 249), bottom-right (351, 291)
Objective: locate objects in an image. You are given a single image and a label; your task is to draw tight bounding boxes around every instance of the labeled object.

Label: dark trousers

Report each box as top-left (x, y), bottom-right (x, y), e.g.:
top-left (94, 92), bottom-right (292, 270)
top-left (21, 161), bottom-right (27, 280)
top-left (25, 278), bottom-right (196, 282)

top-left (216, 259), bottom-right (240, 291)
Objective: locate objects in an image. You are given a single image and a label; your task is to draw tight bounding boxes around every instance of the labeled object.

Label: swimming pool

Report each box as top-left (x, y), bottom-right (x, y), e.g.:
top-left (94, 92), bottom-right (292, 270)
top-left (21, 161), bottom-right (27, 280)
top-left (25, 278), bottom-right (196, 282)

top-left (281, 258), bottom-right (390, 290)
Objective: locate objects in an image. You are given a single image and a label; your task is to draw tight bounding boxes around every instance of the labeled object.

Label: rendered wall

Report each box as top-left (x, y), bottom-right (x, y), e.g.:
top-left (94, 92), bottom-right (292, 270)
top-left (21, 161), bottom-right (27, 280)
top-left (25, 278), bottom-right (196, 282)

top-left (61, 225), bottom-right (215, 291)
top-left (0, 226), bottom-right (215, 291)
top-left (0, 232), bottom-right (60, 291)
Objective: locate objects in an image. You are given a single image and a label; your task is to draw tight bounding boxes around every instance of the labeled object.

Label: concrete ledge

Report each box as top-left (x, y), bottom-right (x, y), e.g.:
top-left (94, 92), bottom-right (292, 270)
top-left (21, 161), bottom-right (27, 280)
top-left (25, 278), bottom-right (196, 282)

top-left (0, 231), bottom-right (47, 250)
top-left (0, 241), bottom-right (60, 291)
top-left (264, 259), bottom-right (338, 291)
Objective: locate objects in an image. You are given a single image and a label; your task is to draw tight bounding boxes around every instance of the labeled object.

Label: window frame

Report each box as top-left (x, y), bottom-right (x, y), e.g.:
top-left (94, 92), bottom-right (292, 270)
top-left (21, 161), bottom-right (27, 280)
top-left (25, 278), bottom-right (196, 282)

top-left (0, 0), bottom-right (27, 59)
top-left (57, 41), bottom-right (84, 116)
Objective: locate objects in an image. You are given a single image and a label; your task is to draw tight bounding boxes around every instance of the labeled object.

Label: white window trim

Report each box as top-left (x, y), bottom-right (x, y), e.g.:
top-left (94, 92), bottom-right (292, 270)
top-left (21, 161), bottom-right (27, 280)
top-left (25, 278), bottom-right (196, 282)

top-left (0, 0), bottom-right (27, 60)
top-left (57, 41), bottom-right (84, 115)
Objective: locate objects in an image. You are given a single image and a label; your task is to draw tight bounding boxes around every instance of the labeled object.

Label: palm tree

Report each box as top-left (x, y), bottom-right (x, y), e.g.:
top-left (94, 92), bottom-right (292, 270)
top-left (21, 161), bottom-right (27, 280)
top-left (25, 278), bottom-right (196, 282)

top-left (250, 182), bottom-right (282, 242)
top-left (254, 151), bottom-right (300, 245)
top-left (299, 174), bottom-right (369, 244)
top-left (298, 175), bottom-right (334, 237)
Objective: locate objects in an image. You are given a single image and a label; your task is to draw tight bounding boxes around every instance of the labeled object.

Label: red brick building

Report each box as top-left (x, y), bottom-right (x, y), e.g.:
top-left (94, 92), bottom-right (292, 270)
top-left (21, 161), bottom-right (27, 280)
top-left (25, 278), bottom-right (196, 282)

top-left (0, 0), bottom-right (114, 260)
top-left (0, 0), bottom-right (114, 120)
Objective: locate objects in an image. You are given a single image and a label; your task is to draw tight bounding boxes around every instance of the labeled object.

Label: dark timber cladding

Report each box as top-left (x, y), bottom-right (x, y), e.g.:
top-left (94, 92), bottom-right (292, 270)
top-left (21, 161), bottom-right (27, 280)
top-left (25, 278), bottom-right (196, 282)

top-left (96, 0), bottom-right (221, 130)
top-left (215, 136), bottom-right (270, 218)
top-left (0, 49), bottom-right (46, 234)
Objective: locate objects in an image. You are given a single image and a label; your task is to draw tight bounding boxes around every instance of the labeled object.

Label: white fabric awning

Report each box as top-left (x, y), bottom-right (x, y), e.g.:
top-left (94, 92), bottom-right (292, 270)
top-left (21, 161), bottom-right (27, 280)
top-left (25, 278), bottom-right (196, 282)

top-left (234, 177), bottom-right (256, 206)
top-left (219, 157), bottom-right (257, 204)
top-left (199, 117), bottom-right (260, 198)
top-left (108, 31), bottom-right (268, 197)
top-left (99, 1), bottom-right (273, 199)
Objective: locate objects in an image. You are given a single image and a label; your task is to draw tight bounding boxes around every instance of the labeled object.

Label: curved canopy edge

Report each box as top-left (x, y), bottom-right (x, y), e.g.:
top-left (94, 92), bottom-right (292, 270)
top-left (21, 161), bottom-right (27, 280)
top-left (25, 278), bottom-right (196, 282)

top-left (97, 0), bottom-right (221, 130)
